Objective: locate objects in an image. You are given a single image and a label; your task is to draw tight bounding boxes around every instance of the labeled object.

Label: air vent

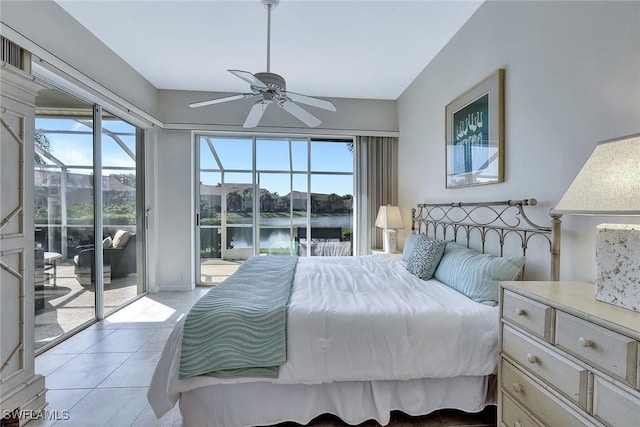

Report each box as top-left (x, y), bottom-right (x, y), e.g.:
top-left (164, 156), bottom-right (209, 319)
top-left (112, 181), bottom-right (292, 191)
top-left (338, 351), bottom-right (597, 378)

top-left (1, 36), bottom-right (24, 69)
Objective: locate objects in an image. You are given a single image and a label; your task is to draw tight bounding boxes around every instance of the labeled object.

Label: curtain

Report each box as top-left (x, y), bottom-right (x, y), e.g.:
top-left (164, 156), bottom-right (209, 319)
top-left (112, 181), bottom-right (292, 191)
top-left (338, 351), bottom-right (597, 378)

top-left (355, 136), bottom-right (399, 255)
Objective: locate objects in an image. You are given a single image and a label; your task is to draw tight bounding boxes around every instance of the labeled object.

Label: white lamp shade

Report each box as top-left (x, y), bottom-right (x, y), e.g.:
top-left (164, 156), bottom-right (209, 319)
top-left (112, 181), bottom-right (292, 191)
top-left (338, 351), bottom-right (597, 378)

top-left (555, 134), bottom-right (640, 215)
top-left (375, 205), bottom-right (405, 229)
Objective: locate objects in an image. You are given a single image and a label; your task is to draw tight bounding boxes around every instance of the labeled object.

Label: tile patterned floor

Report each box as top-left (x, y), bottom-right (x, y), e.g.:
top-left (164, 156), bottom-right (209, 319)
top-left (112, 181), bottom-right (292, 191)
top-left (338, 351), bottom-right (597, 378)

top-left (32, 288), bottom-right (496, 427)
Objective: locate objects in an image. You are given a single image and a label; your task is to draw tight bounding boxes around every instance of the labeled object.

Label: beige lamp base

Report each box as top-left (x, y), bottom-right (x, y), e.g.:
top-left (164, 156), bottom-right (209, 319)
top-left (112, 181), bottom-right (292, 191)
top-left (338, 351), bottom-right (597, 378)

top-left (382, 229), bottom-right (398, 254)
top-left (595, 223), bottom-right (640, 312)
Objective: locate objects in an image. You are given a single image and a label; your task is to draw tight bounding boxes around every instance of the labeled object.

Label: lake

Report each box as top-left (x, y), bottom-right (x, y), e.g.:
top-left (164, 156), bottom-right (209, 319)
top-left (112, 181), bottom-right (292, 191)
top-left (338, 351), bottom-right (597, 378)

top-left (226, 214), bottom-right (352, 249)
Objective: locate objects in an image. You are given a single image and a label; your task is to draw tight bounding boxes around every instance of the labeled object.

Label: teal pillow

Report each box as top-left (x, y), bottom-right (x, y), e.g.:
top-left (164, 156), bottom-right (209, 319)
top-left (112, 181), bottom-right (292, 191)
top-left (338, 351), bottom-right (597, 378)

top-left (434, 242), bottom-right (525, 306)
top-left (406, 235), bottom-right (447, 280)
top-left (402, 232), bottom-right (420, 261)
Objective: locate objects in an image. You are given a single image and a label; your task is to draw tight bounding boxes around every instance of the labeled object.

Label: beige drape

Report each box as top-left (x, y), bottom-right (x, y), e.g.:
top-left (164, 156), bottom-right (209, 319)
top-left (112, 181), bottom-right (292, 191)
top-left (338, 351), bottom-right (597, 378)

top-left (355, 136), bottom-right (399, 254)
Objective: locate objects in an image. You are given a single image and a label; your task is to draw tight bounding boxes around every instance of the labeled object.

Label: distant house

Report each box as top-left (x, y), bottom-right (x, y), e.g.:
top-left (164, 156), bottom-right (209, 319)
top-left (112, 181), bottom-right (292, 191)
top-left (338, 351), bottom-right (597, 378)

top-left (34, 170), bottom-right (136, 219)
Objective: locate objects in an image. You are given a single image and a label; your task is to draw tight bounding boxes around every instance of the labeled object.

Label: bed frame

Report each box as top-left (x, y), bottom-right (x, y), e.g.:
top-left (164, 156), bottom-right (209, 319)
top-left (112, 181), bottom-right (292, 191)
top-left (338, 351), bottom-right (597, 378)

top-left (411, 198), bottom-right (562, 280)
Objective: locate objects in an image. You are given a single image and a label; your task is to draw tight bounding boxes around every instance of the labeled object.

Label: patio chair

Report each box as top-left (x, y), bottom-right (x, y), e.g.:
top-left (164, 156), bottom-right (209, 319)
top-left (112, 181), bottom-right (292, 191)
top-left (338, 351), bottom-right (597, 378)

top-left (73, 230), bottom-right (136, 285)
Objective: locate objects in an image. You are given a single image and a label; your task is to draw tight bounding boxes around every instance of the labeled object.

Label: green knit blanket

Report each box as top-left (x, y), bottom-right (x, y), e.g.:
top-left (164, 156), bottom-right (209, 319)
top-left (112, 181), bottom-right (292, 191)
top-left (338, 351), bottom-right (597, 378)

top-left (179, 255), bottom-right (298, 379)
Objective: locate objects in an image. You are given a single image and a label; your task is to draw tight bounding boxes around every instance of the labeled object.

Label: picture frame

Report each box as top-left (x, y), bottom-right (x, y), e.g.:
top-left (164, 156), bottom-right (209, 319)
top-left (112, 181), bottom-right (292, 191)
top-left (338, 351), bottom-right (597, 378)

top-left (445, 69), bottom-right (504, 188)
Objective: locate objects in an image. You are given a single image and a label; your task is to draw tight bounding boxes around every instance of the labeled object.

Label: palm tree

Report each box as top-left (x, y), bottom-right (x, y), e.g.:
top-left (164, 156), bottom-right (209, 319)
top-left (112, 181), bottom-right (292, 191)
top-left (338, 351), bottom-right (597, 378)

top-left (260, 191), bottom-right (274, 211)
top-left (242, 187), bottom-right (251, 211)
top-left (277, 194), bottom-right (289, 211)
top-left (226, 191), bottom-right (242, 212)
top-left (35, 131), bottom-right (52, 166)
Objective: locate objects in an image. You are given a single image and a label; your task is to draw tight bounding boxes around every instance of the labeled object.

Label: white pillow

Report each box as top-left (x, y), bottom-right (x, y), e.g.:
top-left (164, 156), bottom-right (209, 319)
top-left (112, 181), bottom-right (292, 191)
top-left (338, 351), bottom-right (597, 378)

top-left (103, 236), bottom-right (113, 249)
top-left (112, 230), bottom-right (131, 249)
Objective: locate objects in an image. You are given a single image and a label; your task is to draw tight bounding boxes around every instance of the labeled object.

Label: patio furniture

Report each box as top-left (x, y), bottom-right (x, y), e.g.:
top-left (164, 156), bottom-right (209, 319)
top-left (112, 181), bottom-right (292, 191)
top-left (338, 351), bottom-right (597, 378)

top-left (73, 231), bottom-right (136, 286)
top-left (294, 227), bottom-right (351, 256)
top-left (44, 251), bottom-right (62, 286)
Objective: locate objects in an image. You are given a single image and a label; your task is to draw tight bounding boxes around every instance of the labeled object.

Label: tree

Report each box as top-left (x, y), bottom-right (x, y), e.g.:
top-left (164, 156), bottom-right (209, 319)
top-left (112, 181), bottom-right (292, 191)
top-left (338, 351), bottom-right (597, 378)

top-left (276, 194), bottom-right (289, 211)
top-left (226, 191), bottom-right (242, 212)
top-left (242, 187), bottom-right (251, 211)
top-left (311, 195), bottom-right (324, 213)
top-left (327, 193), bottom-right (342, 212)
top-left (113, 173), bottom-right (136, 188)
top-left (260, 191), bottom-right (274, 211)
top-left (34, 131), bottom-right (52, 166)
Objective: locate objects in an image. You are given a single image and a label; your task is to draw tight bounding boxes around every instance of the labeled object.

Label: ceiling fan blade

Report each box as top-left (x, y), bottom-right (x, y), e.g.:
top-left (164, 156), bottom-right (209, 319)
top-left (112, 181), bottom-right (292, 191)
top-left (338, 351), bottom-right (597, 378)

top-left (280, 100), bottom-right (322, 127)
top-left (243, 100), bottom-right (271, 128)
top-left (285, 92), bottom-right (336, 112)
top-left (189, 93), bottom-right (256, 108)
top-left (228, 69), bottom-right (268, 89)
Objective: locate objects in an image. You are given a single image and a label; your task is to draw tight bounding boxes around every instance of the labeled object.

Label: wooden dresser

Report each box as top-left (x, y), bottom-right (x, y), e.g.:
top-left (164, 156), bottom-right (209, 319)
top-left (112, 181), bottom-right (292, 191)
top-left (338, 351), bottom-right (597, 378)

top-left (499, 281), bottom-right (640, 427)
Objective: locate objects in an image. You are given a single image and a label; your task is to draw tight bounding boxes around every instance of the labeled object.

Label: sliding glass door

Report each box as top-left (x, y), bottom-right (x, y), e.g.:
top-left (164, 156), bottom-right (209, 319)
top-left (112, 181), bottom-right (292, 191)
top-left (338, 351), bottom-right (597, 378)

top-left (101, 112), bottom-right (144, 313)
top-left (196, 135), bottom-right (354, 285)
top-left (34, 86), bottom-right (146, 352)
top-left (34, 94), bottom-right (97, 349)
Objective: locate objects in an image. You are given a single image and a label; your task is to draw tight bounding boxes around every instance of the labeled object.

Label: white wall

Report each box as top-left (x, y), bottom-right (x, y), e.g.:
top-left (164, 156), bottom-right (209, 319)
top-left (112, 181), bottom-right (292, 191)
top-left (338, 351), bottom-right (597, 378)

top-left (158, 89), bottom-right (398, 133)
top-left (155, 130), bottom-right (196, 290)
top-left (397, 1), bottom-right (640, 281)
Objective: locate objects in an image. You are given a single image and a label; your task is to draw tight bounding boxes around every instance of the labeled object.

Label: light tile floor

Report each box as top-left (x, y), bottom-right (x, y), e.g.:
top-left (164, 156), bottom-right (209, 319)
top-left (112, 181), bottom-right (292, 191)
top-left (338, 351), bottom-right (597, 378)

top-left (33, 288), bottom-right (209, 427)
top-left (33, 287), bottom-right (496, 427)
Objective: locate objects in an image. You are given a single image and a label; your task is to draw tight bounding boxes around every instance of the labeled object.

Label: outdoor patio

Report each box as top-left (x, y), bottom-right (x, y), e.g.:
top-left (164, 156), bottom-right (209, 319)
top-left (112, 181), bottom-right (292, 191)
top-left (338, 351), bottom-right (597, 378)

top-left (35, 262), bottom-right (139, 351)
top-left (199, 258), bottom-right (242, 286)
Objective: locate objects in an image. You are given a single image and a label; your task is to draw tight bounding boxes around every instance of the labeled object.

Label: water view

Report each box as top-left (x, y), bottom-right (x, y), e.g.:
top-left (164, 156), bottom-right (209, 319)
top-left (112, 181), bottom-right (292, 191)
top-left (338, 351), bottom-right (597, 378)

top-left (230, 214), bottom-right (353, 249)
top-left (198, 136), bottom-right (354, 272)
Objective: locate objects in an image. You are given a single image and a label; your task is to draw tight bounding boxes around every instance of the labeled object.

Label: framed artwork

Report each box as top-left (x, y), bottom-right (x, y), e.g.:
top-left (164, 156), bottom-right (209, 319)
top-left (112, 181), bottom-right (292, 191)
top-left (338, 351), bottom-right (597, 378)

top-left (445, 69), bottom-right (504, 188)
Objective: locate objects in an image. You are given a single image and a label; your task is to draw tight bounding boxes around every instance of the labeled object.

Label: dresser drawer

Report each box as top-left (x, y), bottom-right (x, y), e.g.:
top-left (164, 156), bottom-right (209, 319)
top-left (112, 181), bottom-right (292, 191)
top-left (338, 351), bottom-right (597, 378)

top-left (501, 392), bottom-right (542, 427)
top-left (555, 311), bottom-right (638, 387)
top-left (501, 361), bottom-right (592, 427)
top-left (593, 375), bottom-right (640, 427)
top-left (503, 290), bottom-right (553, 342)
top-left (502, 325), bottom-right (590, 410)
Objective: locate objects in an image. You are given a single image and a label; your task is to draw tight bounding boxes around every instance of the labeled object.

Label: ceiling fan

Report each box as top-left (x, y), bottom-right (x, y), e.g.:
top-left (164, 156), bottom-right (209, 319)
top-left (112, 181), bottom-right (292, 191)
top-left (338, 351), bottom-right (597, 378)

top-left (189, 0), bottom-right (336, 128)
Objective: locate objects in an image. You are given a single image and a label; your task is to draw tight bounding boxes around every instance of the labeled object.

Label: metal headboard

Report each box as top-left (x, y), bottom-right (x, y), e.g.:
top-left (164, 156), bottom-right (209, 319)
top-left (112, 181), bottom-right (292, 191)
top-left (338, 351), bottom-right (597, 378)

top-left (411, 199), bottom-right (561, 280)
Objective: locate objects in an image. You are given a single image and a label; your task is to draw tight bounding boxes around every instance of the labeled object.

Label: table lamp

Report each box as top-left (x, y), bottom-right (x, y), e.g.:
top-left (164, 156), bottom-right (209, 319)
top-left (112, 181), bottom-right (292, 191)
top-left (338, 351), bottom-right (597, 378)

top-left (554, 133), bottom-right (640, 311)
top-left (375, 205), bottom-right (404, 253)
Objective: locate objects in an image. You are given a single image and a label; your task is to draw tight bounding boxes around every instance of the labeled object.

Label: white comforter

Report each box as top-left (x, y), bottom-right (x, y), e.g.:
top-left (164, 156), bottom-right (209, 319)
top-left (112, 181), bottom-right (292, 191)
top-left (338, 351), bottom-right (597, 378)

top-left (149, 254), bottom-right (499, 416)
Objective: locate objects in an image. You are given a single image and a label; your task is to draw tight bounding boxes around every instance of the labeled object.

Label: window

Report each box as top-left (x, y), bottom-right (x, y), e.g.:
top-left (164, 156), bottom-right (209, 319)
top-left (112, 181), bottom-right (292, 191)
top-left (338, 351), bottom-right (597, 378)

top-left (197, 135), bottom-right (354, 284)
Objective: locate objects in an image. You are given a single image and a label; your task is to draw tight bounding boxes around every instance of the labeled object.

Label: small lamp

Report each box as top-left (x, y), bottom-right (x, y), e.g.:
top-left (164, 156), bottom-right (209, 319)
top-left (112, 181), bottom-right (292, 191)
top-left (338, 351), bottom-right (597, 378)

top-left (554, 133), bottom-right (640, 311)
top-left (375, 205), bottom-right (405, 253)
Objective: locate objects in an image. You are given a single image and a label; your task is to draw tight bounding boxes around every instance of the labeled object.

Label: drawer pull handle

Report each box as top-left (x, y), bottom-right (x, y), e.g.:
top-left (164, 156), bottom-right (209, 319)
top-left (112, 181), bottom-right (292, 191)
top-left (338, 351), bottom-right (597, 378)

top-left (578, 337), bottom-right (593, 347)
top-left (515, 308), bottom-right (526, 316)
top-left (526, 353), bottom-right (538, 364)
top-left (512, 383), bottom-right (524, 393)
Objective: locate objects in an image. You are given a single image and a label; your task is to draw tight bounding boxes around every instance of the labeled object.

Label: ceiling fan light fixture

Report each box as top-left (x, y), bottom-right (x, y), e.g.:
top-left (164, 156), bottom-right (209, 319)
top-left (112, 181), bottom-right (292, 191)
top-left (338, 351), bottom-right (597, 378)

top-left (253, 72), bottom-right (286, 92)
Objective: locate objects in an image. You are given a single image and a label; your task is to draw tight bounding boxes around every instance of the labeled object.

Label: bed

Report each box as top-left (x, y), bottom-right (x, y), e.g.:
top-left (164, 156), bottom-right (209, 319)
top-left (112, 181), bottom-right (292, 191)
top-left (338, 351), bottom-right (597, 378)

top-left (148, 199), bottom-right (561, 427)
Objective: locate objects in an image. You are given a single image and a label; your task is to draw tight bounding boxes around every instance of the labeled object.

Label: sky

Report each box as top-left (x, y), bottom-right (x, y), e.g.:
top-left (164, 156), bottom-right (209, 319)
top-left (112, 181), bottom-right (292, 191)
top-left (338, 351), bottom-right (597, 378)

top-left (36, 117), bottom-right (136, 170)
top-left (200, 137), bottom-right (354, 196)
top-left (34, 119), bottom-right (353, 197)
